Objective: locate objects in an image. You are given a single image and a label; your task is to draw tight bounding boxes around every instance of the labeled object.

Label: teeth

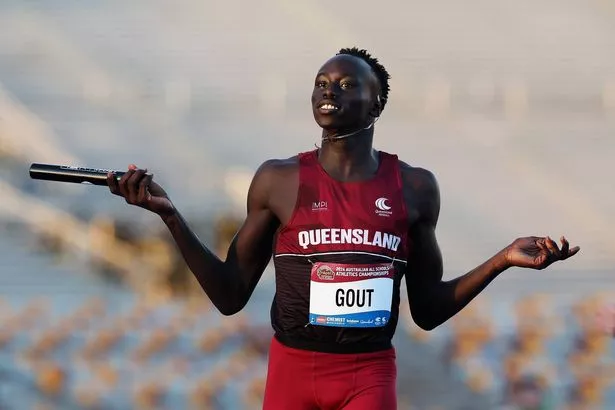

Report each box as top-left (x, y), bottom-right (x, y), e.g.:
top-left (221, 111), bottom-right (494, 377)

top-left (321, 104), bottom-right (338, 110)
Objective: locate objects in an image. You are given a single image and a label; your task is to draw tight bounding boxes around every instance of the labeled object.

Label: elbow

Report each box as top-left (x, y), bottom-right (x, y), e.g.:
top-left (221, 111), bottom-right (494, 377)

top-left (218, 306), bottom-right (242, 317)
top-left (409, 283), bottom-right (450, 331)
top-left (411, 308), bottom-right (442, 331)
top-left (415, 319), bottom-right (440, 332)
top-left (215, 295), bottom-right (248, 316)
top-left (214, 294), bottom-right (249, 317)
top-left (195, 268), bottom-right (249, 316)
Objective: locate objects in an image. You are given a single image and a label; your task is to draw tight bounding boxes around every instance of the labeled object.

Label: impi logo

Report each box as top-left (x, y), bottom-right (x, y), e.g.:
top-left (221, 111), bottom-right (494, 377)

top-left (312, 201), bottom-right (328, 211)
top-left (375, 197), bottom-right (392, 217)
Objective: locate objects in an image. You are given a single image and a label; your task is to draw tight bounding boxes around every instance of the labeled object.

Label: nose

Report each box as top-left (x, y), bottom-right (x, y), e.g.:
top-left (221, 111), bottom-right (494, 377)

top-left (322, 84), bottom-right (339, 100)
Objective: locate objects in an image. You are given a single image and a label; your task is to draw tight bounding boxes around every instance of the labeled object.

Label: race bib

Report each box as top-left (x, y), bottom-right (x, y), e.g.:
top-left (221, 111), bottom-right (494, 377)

top-left (308, 262), bottom-right (395, 328)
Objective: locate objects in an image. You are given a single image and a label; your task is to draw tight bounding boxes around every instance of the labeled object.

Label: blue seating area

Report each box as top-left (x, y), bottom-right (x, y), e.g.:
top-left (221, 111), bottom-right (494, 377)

top-left (401, 293), bottom-right (615, 409)
top-left (0, 222), bottom-right (613, 409)
top-left (1, 292), bottom-right (274, 409)
top-left (1, 1), bottom-right (614, 409)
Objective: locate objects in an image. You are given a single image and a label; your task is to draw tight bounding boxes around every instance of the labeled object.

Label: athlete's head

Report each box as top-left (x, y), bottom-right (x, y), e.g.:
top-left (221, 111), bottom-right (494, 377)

top-left (312, 47), bottom-right (391, 132)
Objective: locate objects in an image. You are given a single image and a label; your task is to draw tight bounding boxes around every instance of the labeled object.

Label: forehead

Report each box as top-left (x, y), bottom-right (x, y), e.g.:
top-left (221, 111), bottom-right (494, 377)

top-left (316, 54), bottom-right (376, 82)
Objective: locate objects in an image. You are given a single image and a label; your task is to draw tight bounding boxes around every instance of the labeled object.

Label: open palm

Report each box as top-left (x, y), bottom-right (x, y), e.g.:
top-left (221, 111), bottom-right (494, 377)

top-left (505, 236), bottom-right (580, 270)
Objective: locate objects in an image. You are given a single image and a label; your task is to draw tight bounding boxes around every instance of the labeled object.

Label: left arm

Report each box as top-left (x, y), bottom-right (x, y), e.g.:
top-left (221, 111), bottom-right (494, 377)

top-left (403, 168), bottom-right (579, 331)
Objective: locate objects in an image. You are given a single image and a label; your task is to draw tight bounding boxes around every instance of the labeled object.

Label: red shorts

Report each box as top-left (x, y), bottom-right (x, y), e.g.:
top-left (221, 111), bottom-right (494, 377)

top-left (263, 336), bottom-right (397, 410)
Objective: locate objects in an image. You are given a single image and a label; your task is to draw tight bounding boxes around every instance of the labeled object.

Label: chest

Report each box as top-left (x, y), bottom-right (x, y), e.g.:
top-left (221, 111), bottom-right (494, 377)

top-left (277, 180), bottom-right (408, 258)
top-left (296, 180), bottom-right (407, 229)
top-left (271, 172), bottom-right (421, 228)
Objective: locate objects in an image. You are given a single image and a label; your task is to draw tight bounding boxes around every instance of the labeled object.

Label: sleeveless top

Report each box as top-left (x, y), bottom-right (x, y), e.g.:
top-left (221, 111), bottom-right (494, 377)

top-left (272, 149), bottom-right (411, 353)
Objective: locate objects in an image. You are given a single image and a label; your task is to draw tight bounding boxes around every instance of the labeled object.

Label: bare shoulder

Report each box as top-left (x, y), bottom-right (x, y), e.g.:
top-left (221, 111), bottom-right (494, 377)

top-left (257, 156), bottom-right (300, 175)
top-left (250, 156), bottom-right (300, 216)
top-left (397, 160), bottom-right (439, 196)
top-left (254, 156), bottom-right (300, 187)
top-left (397, 160), bottom-right (440, 224)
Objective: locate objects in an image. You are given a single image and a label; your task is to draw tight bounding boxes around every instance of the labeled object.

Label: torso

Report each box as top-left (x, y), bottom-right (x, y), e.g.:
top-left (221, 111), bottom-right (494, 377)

top-left (268, 149), bottom-right (418, 353)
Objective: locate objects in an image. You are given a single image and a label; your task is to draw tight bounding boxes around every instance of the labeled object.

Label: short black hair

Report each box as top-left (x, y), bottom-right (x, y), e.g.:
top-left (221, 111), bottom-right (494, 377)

top-left (337, 47), bottom-right (391, 110)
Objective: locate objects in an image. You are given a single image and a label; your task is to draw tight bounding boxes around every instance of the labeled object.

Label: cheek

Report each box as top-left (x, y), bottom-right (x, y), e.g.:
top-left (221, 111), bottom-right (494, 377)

top-left (351, 90), bottom-right (373, 110)
top-left (347, 99), bottom-right (370, 116)
top-left (311, 92), bottom-right (318, 105)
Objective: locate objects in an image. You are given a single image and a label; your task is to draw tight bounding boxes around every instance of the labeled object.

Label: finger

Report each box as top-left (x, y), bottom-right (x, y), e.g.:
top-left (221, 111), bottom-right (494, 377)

top-left (127, 168), bottom-right (148, 204)
top-left (107, 172), bottom-right (120, 195)
top-left (138, 173), bottom-right (153, 203)
top-left (118, 168), bottom-right (136, 199)
top-left (559, 236), bottom-right (570, 258)
top-left (567, 246), bottom-right (581, 258)
top-left (545, 236), bottom-right (561, 258)
top-left (536, 238), bottom-right (549, 253)
top-left (560, 235), bottom-right (580, 259)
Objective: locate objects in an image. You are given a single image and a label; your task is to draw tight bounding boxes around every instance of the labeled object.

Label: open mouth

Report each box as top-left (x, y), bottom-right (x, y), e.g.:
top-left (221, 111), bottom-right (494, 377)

top-left (317, 102), bottom-right (340, 114)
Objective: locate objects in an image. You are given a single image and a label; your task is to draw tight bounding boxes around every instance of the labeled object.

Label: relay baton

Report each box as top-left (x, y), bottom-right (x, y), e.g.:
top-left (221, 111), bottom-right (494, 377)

top-left (29, 163), bottom-right (126, 186)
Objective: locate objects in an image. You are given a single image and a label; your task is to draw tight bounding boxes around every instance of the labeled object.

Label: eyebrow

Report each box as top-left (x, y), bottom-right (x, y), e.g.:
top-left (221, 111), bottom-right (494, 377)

top-left (316, 72), bottom-right (358, 79)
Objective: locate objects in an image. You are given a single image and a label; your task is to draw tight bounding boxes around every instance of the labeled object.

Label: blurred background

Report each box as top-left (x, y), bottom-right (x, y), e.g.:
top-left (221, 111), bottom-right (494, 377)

top-left (0, 1), bottom-right (614, 409)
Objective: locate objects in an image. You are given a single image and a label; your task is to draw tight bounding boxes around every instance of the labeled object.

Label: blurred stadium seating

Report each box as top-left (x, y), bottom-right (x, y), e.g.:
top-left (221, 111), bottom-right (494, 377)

top-left (1, 1), bottom-right (614, 409)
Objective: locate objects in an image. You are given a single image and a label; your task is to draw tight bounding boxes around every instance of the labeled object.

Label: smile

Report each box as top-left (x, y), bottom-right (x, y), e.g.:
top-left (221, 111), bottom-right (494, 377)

top-left (318, 103), bottom-right (340, 113)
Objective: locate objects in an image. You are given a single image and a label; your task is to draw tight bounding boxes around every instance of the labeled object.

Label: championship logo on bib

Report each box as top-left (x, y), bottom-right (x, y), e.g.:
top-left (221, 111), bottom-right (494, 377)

top-left (308, 262), bottom-right (395, 328)
top-left (316, 265), bottom-right (335, 281)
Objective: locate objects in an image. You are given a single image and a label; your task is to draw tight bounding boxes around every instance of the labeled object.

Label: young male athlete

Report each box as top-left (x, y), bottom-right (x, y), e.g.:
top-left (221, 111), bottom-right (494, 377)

top-left (106, 47), bottom-right (580, 409)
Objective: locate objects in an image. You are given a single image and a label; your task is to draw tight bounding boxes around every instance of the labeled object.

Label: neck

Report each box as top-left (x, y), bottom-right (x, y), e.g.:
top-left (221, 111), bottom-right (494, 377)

top-left (317, 127), bottom-right (378, 181)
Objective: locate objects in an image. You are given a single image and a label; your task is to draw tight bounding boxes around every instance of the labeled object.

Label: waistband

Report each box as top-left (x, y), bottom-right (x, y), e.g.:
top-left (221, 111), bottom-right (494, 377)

top-left (274, 333), bottom-right (393, 354)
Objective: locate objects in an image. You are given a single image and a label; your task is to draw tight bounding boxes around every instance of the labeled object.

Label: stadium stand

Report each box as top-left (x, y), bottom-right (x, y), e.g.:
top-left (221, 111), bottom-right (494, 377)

top-left (1, 1), bottom-right (614, 408)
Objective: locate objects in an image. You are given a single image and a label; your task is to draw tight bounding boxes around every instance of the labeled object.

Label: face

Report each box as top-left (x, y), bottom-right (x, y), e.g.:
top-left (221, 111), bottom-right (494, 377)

top-left (311, 54), bottom-right (379, 131)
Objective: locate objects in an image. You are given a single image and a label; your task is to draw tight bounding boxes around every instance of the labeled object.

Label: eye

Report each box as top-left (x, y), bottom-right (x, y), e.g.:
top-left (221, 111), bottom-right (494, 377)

top-left (340, 82), bottom-right (353, 90)
top-left (315, 80), bottom-right (327, 88)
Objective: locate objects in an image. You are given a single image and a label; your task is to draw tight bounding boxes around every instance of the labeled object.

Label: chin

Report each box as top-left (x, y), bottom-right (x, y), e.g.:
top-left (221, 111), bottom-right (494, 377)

top-left (313, 114), bottom-right (349, 130)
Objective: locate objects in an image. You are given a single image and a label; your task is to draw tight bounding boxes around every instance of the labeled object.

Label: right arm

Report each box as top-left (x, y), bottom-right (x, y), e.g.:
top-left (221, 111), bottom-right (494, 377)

top-left (108, 161), bottom-right (281, 315)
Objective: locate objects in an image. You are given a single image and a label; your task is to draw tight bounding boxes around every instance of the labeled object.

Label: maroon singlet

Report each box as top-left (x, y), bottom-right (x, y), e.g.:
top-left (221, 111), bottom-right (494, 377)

top-left (272, 149), bottom-right (411, 354)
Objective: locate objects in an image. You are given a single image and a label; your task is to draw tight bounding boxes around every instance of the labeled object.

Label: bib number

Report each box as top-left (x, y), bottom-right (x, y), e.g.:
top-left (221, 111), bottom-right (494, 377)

top-left (308, 262), bottom-right (395, 328)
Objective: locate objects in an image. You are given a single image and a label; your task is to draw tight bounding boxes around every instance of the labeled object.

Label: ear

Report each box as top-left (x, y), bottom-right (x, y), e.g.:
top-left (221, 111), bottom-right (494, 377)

top-left (370, 95), bottom-right (382, 117)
